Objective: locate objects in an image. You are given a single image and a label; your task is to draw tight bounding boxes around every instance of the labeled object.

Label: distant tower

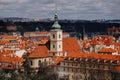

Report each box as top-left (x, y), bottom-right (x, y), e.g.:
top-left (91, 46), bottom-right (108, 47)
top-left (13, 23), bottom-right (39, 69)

top-left (82, 25), bottom-right (86, 40)
top-left (35, 27), bottom-right (39, 32)
top-left (50, 13), bottom-right (63, 57)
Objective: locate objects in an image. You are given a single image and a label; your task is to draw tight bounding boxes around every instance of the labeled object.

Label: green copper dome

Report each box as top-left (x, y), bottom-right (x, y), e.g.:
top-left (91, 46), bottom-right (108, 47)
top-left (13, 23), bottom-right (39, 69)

top-left (52, 14), bottom-right (61, 29)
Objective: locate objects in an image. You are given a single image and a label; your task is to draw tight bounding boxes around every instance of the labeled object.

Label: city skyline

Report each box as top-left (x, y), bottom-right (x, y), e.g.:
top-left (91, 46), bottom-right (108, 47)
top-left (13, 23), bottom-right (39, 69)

top-left (0, 0), bottom-right (120, 20)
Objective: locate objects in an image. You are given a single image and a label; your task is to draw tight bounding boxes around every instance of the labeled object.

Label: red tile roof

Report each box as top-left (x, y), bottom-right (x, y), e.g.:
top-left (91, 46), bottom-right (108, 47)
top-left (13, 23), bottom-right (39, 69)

top-left (55, 52), bottom-right (120, 72)
top-left (29, 46), bottom-right (50, 58)
top-left (91, 38), bottom-right (100, 45)
top-left (82, 40), bottom-right (91, 48)
top-left (25, 32), bottom-right (49, 35)
top-left (0, 53), bottom-right (24, 63)
top-left (66, 52), bottom-right (120, 61)
top-left (98, 48), bottom-right (116, 53)
top-left (63, 38), bottom-right (81, 53)
top-left (55, 57), bottom-right (65, 65)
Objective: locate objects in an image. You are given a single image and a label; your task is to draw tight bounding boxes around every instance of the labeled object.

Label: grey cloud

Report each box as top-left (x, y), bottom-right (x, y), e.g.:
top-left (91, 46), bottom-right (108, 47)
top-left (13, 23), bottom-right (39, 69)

top-left (0, 0), bottom-right (119, 19)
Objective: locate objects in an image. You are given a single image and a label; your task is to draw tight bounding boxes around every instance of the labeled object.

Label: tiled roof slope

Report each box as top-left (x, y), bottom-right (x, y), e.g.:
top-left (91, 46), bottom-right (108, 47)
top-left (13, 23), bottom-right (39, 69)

top-left (98, 48), bottom-right (116, 53)
top-left (66, 53), bottom-right (119, 60)
top-left (55, 57), bottom-right (65, 65)
top-left (0, 53), bottom-right (24, 63)
top-left (29, 46), bottom-right (50, 58)
top-left (55, 52), bottom-right (120, 72)
top-left (63, 38), bottom-right (81, 53)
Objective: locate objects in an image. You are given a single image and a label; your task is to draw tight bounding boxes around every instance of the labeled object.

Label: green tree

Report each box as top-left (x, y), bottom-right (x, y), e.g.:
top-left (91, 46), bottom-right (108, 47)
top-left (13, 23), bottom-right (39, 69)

top-left (33, 63), bottom-right (58, 80)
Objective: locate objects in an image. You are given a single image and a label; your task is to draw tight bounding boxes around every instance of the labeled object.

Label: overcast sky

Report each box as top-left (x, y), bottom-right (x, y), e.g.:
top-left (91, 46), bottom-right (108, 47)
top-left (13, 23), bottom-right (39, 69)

top-left (0, 0), bottom-right (120, 20)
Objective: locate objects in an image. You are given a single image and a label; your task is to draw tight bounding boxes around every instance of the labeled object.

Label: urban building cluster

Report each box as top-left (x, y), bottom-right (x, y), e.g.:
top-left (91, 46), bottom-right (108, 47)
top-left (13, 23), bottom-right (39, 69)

top-left (0, 14), bottom-right (120, 80)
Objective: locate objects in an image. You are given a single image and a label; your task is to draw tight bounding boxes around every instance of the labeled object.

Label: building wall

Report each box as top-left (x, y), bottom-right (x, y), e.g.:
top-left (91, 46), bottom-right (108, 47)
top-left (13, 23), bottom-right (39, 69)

top-left (30, 57), bottom-right (51, 69)
top-left (54, 61), bottom-right (116, 80)
top-left (50, 29), bottom-right (63, 57)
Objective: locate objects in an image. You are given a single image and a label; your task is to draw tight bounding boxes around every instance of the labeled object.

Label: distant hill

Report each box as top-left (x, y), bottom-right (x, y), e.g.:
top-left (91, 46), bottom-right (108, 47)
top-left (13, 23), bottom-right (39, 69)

top-left (0, 17), bottom-right (120, 35)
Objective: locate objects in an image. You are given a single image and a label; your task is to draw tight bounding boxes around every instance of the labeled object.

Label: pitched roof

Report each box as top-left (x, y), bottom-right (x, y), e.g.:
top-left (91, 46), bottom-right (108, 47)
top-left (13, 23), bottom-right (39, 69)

top-left (24, 32), bottom-right (50, 35)
top-left (29, 46), bottom-right (50, 58)
top-left (0, 53), bottom-right (24, 63)
top-left (98, 48), bottom-right (116, 53)
top-left (55, 52), bottom-right (120, 72)
top-left (91, 38), bottom-right (100, 45)
top-left (66, 52), bottom-right (120, 61)
top-left (63, 38), bottom-right (81, 53)
top-left (55, 57), bottom-right (65, 65)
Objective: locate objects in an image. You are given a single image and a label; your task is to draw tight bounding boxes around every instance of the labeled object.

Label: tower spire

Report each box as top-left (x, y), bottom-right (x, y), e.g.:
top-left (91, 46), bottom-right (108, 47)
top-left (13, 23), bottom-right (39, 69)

top-left (51, 3), bottom-right (61, 29)
top-left (54, 3), bottom-right (58, 22)
top-left (55, 2), bottom-right (57, 15)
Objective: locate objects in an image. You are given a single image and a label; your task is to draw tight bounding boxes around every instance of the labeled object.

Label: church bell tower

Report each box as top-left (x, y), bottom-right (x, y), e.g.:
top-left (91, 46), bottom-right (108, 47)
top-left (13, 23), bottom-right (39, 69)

top-left (50, 13), bottom-right (63, 57)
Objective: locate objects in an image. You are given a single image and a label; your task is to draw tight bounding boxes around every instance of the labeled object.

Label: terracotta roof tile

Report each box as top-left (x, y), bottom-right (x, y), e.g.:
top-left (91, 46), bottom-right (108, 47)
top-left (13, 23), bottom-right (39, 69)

top-left (91, 38), bottom-right (100, 45)
top-left (98, 48), bottom-right (116, 53)
top-left (63, 38), bottom-right (81, 53)
top-left (66, 52), bottom-right (120, 61)
top-left (29, 46), bottom-right (50, 58)
top-left (0, 53), bottom-right (24, 63)
top-left (55, 57), bottom-right (65, 65)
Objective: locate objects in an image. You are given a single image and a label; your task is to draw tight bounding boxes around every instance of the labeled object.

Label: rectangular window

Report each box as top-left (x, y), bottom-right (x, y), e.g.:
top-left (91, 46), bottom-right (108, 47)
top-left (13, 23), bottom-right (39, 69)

top-left (67, 68), bottom-right (69, 72)
top-left (63, 62), bottom-right (65, 65)
top-left (59, 45), bottom-right (61, 48)
top-left (31, 61), bottom-right (33, 66)
top-left (53, 45), bottom-right (55, 48)
top-left (67, 63), bottom-right (69, 66)
top-left (59, 34), bottom-right (61, 38)
top-left (63, 67), bottom-right (65, 71)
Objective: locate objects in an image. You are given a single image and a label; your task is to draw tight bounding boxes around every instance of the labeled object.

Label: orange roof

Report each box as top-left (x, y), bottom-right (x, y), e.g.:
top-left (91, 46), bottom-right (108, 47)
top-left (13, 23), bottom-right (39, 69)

top-left (55, 57), bottom-right (65, 65)
top-left (63, 38), bottom-right (81, 53)
top-left (91, 38), bottom-right (100, 45)
top-left (25, 32), bottom-right (69, 35)
top-left (66, 52), bottom-right (120, 62)
top-left (25, 32), bottom-right (49, 35)
top-left (82, 35), bottom-right (115, 49)
top-left (98, 48), bottom-right (116, 53)
top-left (29, 46), bottom-right (50, 58)
top-left (82, 40), bottom-right (91, 48)
top-left (55, 52), bottom-right (120, 72)
top-left (0, 53), bottom-right (24, 63)
top-left (17, 45), bottom-right (26, 49)
top-left (117, 47), bottom-right (120, 54)
top-left (0, 39), bottom-right (9, 44)
top-left (39, 39), bottom-right (49, 45)
top-left (104, 38), bottom-right (113, 45)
